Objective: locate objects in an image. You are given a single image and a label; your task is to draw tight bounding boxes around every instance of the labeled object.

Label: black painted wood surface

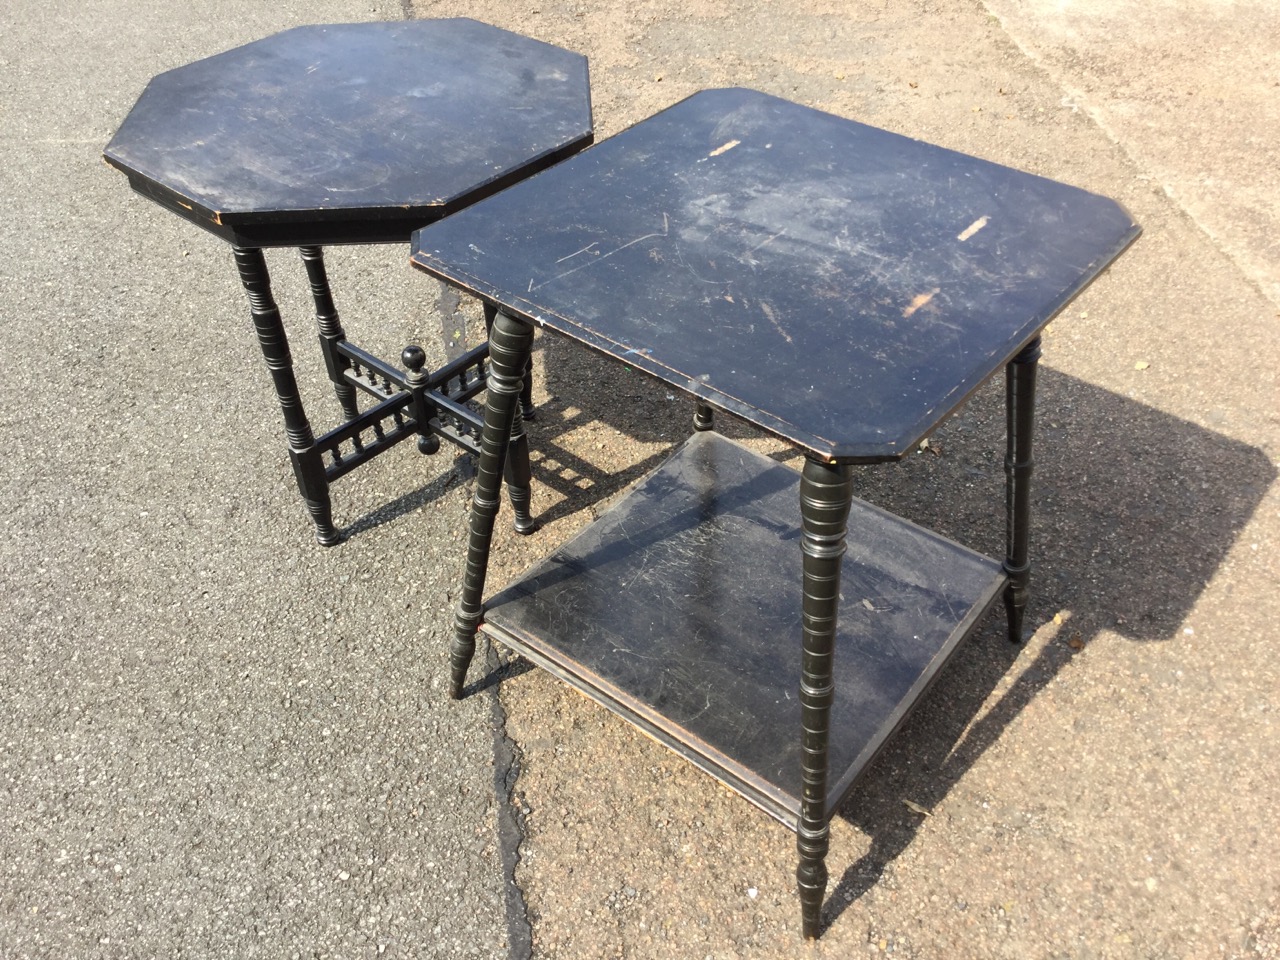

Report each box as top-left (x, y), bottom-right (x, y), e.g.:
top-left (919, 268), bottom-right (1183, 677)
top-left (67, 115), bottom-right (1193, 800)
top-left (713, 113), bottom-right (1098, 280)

top-left (479, 432), bottom-right (1006, 826)
top-left (411, 88), bottom-right (1138, 461)
top-left (105, 20), bottom-right (593, 247)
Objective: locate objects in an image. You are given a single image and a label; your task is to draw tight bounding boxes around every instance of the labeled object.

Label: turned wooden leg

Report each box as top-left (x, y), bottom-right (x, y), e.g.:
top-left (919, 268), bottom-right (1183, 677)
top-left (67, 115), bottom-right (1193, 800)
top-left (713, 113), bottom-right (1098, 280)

top-left (449, 310), bottom-right (534, 699)
top-left (482, 302), bottom-right (537, 532)
top-left (1003, 336), bottom-right (1041, 643)
top-left (233, 246), bottom-right (338, 546)
top-left (796, 456), bottom-right (853, 939)
top-left (300, 245), bottom-right (360, 423)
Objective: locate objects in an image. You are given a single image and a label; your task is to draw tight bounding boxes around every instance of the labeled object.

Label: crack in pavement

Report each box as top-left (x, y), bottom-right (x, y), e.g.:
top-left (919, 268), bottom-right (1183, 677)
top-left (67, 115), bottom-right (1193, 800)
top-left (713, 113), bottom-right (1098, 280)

top-left (484, 642), bottom-right (535, 960)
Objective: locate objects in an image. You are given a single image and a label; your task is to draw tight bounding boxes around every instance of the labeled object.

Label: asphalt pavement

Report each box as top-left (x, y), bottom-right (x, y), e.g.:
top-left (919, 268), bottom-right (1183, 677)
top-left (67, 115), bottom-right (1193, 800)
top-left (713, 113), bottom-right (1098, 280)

top-left (3, 1), bottom-right (521, 958)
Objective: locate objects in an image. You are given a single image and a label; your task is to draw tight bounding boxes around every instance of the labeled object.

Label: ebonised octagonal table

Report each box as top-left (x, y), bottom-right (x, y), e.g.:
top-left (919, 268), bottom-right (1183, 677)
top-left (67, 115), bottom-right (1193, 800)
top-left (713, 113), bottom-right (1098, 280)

top-left (409, 88), bottom-right (1138, 938)
top-left (105, 19), bottom-right (592, 544)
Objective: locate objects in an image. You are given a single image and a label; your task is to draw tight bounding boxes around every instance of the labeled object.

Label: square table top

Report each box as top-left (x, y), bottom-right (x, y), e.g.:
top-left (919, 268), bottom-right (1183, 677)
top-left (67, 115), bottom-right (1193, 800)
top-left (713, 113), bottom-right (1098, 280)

top-left (104, 19), bottom-right (593, 247)
top-left (410, 88), bottom-right (1139, 462)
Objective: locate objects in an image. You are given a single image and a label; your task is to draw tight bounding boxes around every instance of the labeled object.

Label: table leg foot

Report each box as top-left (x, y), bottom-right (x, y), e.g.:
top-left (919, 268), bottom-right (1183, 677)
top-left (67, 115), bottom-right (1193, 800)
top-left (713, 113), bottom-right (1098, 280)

top-left (508, 492), bottom-right (537, 535)
top-left (1002, 336), bottom-right (1040, 644)
top-left (306, 498), bottom-right (341, 546)
top-left (797, 835), bottom-right (829, 940)
top-left (292, 446), bottom-right (339, 545)
top-left (449, 608), bottom-right (480, 700)
top-left (1003, 586), bottom-right (1028, 644)
top-left (449, 311), bottom-right (535, 697)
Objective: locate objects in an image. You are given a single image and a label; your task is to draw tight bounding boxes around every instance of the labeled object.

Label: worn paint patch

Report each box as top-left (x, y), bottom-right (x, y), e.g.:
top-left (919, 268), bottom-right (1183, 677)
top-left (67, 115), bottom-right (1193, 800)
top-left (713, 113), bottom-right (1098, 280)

top-left (708, 139), bottom-right (741, 157)
top-left (957, 216), bottom-right (990, 241)
top-left (761, 301), bottom-right (793, 343)
top-left (747, 229), bottom-right (786, 256)
top-left (902, 289), bottom-right (939, 318)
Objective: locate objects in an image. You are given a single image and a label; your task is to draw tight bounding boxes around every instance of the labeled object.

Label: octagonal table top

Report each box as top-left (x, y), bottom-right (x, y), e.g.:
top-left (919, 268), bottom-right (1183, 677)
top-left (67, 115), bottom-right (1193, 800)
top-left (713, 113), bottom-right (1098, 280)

top-left (104, 19), bottom-right (593, 247)
top-left (410, 88), bottom-right (1139, 462)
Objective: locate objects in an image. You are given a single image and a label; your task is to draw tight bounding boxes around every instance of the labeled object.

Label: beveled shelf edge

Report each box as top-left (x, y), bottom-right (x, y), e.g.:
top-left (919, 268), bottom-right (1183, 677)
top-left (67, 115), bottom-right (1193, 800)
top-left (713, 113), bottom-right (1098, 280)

top-left (479, 620), bottom-right (803, 829)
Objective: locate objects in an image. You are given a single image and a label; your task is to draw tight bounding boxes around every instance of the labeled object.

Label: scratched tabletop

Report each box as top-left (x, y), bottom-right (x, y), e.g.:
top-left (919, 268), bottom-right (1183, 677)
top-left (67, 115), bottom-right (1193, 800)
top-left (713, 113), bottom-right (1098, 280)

top-left (104, 19), bottom-right (593, 247)
top-left (410, 88), bottom-right (1139, 461)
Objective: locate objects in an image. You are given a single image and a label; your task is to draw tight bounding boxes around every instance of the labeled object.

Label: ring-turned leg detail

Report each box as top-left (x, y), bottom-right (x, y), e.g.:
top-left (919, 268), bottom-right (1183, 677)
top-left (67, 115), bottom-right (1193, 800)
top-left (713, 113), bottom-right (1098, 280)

top-left (300, 245), bottom-right (360, 422)
top-left (693, 401), bottom-right (715, 432)
top-left (1003, 336), bottom-right (1041, 643)
top-left (449, 311), bottom-right (535, 698)
top-left (797, 456), bottom-right (853, 940)
top-left (483, 303), bottom-right (537, 532)
top-left (233, 246), bottom-right (339, 546)
top-left (484, 302), bottom-right (535, 420)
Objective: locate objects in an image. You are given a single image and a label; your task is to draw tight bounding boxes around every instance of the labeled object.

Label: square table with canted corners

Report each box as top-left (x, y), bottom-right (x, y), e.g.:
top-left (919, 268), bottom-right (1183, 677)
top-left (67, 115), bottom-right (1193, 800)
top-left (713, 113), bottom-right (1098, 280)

top-left (411, 87), bottom-right (1138, 939)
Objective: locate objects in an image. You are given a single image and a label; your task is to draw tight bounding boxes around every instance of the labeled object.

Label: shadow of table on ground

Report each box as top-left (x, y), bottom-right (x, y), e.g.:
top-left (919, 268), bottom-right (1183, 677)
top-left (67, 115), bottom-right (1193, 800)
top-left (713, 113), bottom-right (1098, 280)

top-left (811, 366), bottom-right (1274, 931)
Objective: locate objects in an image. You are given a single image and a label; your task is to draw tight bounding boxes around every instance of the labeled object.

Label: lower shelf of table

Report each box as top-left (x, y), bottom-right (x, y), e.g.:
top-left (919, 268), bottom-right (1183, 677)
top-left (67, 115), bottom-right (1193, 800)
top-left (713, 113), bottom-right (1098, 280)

top-left (480, 431), bottom-right (1007, 829)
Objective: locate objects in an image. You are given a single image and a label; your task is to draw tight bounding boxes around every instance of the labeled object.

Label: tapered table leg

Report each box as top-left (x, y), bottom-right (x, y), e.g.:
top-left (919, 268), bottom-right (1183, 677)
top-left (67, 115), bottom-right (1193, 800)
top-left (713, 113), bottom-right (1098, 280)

top-left (300, 245), bottom-right (360, 422)
top-left (450, 311), bottom-right (535, 699)
top-left (233, 246), bottom-right (339, 546)
top-left (1003, 336), bottom-right (1041, 642)
top-left (796, 456), bottom-right (853, 939)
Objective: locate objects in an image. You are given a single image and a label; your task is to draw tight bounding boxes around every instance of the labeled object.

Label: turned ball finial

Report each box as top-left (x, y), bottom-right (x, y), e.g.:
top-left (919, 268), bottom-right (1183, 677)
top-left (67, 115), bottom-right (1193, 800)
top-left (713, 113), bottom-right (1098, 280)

top-left (402, 344), bottom-right (440, 455)
top-left (402, 344), bottom-right (427, 373)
